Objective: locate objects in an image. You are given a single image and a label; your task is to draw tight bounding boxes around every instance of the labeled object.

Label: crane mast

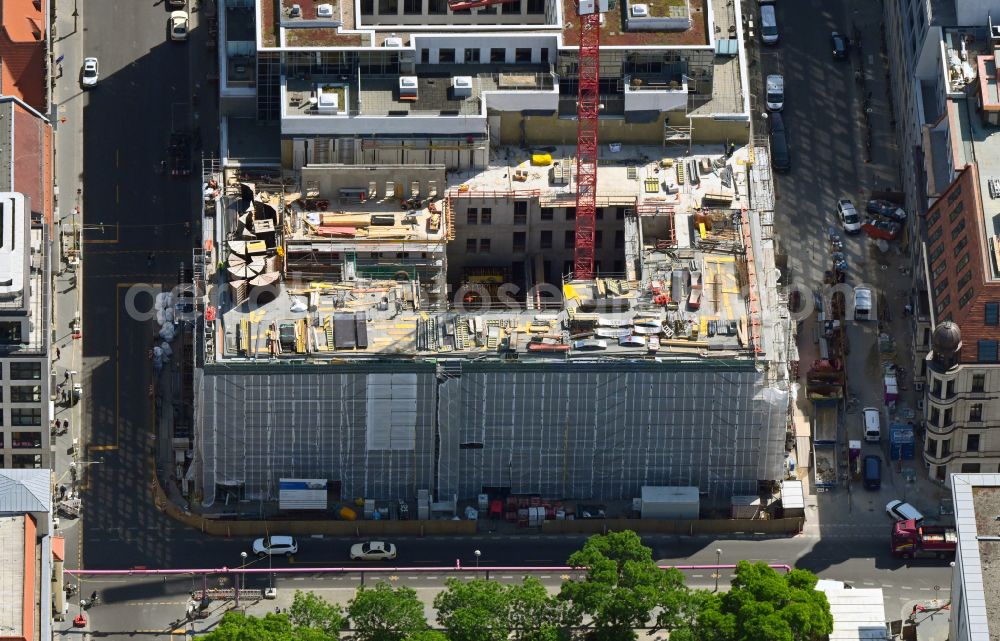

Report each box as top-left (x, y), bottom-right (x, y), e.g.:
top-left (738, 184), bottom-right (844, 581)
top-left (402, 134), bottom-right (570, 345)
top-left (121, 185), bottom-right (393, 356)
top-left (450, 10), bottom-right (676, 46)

top-left (573, 2), bottom-right (602, 280)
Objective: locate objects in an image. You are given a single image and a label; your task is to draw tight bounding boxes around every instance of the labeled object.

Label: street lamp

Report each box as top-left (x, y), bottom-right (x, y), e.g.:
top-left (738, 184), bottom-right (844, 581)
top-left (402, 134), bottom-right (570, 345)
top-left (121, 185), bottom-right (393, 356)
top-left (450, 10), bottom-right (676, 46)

top-left (235, 551), bottom-right (247, 607)
top-left (474, 549), bottom-right (481, 569)
top-left (714, 549), bottom-right (722, 592)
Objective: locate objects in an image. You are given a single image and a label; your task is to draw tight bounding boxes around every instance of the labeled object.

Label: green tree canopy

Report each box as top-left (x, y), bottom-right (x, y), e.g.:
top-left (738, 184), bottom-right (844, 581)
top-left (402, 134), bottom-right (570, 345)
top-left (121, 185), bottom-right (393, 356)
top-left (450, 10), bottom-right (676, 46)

top-left (196, 611), bottom-right (293, 641)
top-left (434, 578), bottom-right (511, 641)
top-left (402, 631), bottom-right (450, 641)
top-left (348, 581), bottom-right (429, 641)
top-left (288, 589), bottom-right (345, 639)
top-left (558, 530), bottom-right (694, 641)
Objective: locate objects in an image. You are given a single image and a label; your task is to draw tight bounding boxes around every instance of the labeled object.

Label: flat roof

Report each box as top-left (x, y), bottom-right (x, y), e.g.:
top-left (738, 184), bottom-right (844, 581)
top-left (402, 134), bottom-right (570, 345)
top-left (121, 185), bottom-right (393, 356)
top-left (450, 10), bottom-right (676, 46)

top-left (953, 98), bottom-right (1000, 278)
top-left (815, 587), bottom-right (888, 641)
top-left (560, 0), bottom-right (709, 47)
top-left (951, 475), bottom-right (1000, 641)
top-left (0, 515), bottom-right (28, 641)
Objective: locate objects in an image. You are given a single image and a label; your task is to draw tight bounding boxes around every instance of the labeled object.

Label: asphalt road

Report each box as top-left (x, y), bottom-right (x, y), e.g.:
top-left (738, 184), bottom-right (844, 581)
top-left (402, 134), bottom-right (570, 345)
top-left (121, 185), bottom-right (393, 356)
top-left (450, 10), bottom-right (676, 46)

top-left (54, 0), bottom-right (952, 635)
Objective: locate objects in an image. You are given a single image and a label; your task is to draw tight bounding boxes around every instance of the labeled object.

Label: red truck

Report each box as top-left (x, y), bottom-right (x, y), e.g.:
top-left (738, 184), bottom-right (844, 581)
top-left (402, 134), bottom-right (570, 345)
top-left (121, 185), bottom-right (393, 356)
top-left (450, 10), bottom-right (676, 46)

top-left (891, 519), bottom-right (957, 559)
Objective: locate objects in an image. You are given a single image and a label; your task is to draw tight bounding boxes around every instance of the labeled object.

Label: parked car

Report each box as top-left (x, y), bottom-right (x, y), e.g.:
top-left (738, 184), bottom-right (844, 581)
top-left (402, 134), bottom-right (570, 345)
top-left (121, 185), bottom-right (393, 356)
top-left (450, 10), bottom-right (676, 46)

top-left (866, 199), bottom-right (907, 222)
top-left (862, 219), bottom-right (902, 240)
top-left (81, 57), bottom-right (99, 88)
top-left (886, 500), bottom-right (924, 522)
top-left (831, 32), bottom-right (849, 59)
top-left (760, 5), bottom-right (779, 44)
top-left (837, 199), bottom-right (861, 234)
top-left (350, 541), bottom-right (397, 561)
top-left (766, 74), bottom-right (784, 111)
top-left (252, 536), bottom-right (298, 557)
top-left (863, 407), bottom-right (881, 442)
top-left (863, 455), bottom-right (881, 490)
top-left (170, 10), bottom-right (189, 41)
top-left (769, 113), bottom-right (791, 172)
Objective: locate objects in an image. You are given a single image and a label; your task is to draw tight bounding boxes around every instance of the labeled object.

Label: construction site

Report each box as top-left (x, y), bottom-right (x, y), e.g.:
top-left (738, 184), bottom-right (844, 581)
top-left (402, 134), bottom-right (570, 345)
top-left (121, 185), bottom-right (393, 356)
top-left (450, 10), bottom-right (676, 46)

top-left (179, 0), bottom-right (795, 518)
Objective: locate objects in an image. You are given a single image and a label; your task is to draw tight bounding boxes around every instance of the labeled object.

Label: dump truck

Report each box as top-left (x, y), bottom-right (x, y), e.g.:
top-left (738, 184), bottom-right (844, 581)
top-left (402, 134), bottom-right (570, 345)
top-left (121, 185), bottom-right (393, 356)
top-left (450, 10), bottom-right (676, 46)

top-left (812, 400), bottom-right (839, 489)
top-left (890, 519), bottom-right (957, 559)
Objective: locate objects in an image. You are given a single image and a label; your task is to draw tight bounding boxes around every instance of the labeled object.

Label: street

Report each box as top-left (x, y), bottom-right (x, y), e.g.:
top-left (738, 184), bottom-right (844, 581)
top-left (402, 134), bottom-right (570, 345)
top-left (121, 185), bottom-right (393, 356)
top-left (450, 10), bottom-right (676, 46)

top-left (47, 0), bottom-right (953, 636)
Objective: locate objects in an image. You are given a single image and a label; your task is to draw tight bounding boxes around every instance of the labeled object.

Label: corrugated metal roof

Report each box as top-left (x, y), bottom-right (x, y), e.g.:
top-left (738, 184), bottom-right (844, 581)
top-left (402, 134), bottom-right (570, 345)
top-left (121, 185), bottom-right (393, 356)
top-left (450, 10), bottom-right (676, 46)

top-left (818, 588), bottom-right (888, 641)
top-left (0, 469), bottom-right (51, 514)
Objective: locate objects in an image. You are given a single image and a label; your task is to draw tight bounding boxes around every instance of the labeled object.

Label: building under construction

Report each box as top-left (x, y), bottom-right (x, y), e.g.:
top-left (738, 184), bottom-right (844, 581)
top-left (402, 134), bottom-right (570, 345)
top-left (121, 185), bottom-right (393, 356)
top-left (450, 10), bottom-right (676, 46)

top-left (190, 0), bottom-right (792, 510)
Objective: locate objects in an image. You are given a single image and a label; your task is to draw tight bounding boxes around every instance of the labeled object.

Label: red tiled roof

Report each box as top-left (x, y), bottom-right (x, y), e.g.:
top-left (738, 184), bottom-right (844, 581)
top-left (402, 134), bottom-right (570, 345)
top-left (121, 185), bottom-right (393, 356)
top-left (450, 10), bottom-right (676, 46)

top-left (0, 0), bottom-right (47, 110)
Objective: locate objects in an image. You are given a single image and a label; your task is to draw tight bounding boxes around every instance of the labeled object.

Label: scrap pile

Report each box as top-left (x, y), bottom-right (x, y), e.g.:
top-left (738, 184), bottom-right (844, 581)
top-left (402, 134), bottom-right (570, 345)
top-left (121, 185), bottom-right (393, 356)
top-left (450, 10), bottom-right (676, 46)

top-left (226, 183), bottom-right (283, 305)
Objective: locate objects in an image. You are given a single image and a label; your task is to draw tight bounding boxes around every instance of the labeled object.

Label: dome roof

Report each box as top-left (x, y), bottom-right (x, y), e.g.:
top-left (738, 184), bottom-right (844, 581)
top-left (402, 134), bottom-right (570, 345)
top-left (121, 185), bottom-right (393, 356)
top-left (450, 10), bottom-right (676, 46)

top-left (932, 322), bottom-right (962, 352)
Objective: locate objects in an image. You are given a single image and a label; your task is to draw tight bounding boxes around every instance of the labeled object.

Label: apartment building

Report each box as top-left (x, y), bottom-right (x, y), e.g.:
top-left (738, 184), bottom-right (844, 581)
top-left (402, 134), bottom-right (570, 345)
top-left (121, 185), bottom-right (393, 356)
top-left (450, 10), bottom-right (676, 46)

top-left (0, 96), bottom-right (54, 471)
top-left (190, 0), bottom-right (793, 511)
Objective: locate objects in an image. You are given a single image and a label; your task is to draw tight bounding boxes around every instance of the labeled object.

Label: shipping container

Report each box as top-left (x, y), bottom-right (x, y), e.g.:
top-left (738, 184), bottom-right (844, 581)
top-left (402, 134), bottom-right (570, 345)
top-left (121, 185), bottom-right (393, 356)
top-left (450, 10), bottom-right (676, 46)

top-left (640, 486), bottom-right (700, 519)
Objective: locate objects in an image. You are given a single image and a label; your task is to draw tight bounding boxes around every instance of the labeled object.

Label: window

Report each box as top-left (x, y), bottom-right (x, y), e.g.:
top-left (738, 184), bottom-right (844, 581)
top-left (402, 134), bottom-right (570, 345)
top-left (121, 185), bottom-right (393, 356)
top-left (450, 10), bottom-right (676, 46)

top-left (479, 238), bottom-right (491, 253)
top-left (563, 260), bottom-right (574, 275)
top-left (942, 439), bottom-right (951, 457)
top-left (928, 244), bottom-right (943, 263)
top-left (11, 455), bottom-right (41, 469)
top-left (500, 0), bottom-right (520, 13)
top-left (515, 48), bottom-right (532, 62)
top-left (539, 46), bottom-right (549, 60)
top-left (986, 302), bottom-right (999, 326)
top-left (466, 207), bottom-right (478, 225)
top-left (564, 207), bottom-right (576, 220)
top-left (961, 463), bottom-right (981, 473)
top-left (933, 279), bottom-right (948, 296)
top-left (404, 0), bottom-right (421, 13)
top-left (512, 231), bottom-right (526, 251)
top-left (615, 230), bottom-right (624, 249)
top-left (616, 207), bottom-right (627, 220)
top-left (0, 322), bottom-right (22, 344)
top-left (378, 0), bottom-right (398, 12)
top-left (972, 374), bottom-right (986, 392)
top-left (480, 208), bottom-right (491, 225)
top-left (930, 406), bottom-right (940, 426)
top-left (936, 295), bottom-right (951, 315)
top-left (490, 48), bottom-right (505, 63)
top-left (540, 207), bottom-right (553, 221)
top-left (10, 362), bottom-right (41, 380)
top-left (595, 207), bottom-right (604, 220)
top-left (11, 408), bottom-right (41, 426)
top-left (595, 230), bottom-right (603, 249)
top-left (943, 407), bottom-right (953, 427)
top-left (540, 230), bottom-right (552, 249)
top-left (361, 0), bottom-right (374, 12)
top-left (10, 386), bottom-right (40, 403)
top-left (958, 287), bottom-right (974, 308)
top-left (953, 236), bottom-right (968, 256)
top-left (978, 339), bottom-right (999, 363)
top-left (946, 379), bottom-right (955, 398)
top-left (969, 403), bottom-right (983, 422)
top-left (438, 48), bottom-right (456, 63)
top-left (421, 49), bottom-right (430, 63)
top-left (466, 238), bottom-right (477, 253)
top-left (931, 261), bottom-right (947, 280)
top-left (927, 226), bottom-right (942, 245)
top-left (949, 200), bottom-right (965, 219)
top-left (513, 201), bottom-right (527, 225)
top-left (926, 208), bottom-right (941, 228)
top-left (931, 378), bottom-right (942, 398)
top-left (957, 271), bottom-right (972, 291)
top-left (464, 48), bottom-right (481, 63)
top-left (527, 0), bottom-right (545, 13)
top-left (927, 437), bottom-right (938, 455)
top-left (951, 219), bottom-right (966, 239)
top-left (947, 186), bottom-right (962, 205)
top-left (511, 261), bottom-right (524, 279)
top-left (11, 432), bottom-right (41, 449)
top-left (956, 253), bottom-right (970, 271)
top-left (564, 230), bottom-right (575, 249)
top-left (428, 0), bottom-right (447, 13)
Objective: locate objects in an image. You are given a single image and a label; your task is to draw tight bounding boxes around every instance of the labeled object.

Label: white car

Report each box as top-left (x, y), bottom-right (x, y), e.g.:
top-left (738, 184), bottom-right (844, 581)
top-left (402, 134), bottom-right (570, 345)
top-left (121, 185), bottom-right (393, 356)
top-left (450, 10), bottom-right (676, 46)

top-left (350, 541), bottom-right (397, 561)
top-left (81, 57), bottom-right (99, 88)
top-left (170, 11), bottom-right (189, 41)
top-left (765, 74), bottom-right (784, 111)
top-left (252, 535), bottom-right (298, 557)
top-left (838, 199), bottom-right (862, 234)
top-left (886, 500), bottom-right (924, 523)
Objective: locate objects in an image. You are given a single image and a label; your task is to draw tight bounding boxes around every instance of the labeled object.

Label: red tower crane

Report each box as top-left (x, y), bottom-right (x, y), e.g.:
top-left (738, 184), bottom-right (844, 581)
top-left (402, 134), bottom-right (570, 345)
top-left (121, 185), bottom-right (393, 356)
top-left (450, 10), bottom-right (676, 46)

top-left (447, 0), bottom-right (518, 12)
top-left (573, 1), bottom-right (603, 280)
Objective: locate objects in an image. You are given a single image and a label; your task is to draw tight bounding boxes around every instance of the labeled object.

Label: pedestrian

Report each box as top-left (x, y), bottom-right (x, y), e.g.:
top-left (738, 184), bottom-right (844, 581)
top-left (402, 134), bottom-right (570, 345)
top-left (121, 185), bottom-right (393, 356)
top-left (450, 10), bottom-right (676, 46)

top-left (64, 419), bottom-right (70, 430)
top-left (55, 419), bottom-right (61, 430)
top-left (56, 347), bottom-right (61, 360)
top-left (64, 371), bottom-right (70, 382)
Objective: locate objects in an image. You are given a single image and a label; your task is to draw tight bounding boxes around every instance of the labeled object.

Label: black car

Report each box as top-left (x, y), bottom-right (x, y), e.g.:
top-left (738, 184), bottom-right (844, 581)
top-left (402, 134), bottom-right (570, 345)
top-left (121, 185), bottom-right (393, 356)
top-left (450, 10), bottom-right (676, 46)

top-left (866, 199), bottom-right (907, 222)
top-left (768, 114), bottom-right (791, 172)
top-left (831, 32), bottom-right (849, 59)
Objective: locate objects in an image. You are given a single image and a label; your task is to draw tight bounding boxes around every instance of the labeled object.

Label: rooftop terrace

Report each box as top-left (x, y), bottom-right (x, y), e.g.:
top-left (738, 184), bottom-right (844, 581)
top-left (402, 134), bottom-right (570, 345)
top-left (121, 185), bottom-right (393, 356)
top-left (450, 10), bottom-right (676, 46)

top-left (561, 0), bottom-right (708, 47)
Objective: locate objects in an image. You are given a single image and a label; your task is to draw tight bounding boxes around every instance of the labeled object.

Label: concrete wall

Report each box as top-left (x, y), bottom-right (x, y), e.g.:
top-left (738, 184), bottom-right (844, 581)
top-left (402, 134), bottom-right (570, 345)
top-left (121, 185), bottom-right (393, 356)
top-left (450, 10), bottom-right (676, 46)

top-left (500, 112), bottom-right (670, 146)
top-left (411, 33), bottom-right (559, 65)
top-left (301, 164), bottom-right (447, 199)
top-left (446, 198), bottom-right (629, 285)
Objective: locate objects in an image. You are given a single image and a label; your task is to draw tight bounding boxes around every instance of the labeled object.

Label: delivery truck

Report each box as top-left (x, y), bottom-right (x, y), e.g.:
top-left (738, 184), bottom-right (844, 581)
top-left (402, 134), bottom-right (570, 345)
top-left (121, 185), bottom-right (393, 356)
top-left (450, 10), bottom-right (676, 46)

top-left (890, 519), bottom-right (957, 559)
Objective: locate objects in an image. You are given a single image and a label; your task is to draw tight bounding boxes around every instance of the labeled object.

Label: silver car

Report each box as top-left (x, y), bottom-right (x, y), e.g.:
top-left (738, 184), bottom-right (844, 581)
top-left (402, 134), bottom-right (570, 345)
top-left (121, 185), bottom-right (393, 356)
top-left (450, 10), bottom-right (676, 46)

top-left (81, 57), bottom-right (99, 88)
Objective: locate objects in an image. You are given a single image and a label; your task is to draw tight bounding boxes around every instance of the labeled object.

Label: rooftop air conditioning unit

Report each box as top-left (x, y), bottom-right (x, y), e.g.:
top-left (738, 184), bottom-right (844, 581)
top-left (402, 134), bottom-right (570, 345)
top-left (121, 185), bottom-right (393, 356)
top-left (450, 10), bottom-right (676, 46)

top-left (452, 76), bottom-right (473, 97)
top-left (384, 36), bottom-right (404, 47)
top-left (631, 3), bottom-right (648, 17)
top-left (399, 76), bottom-right (418, 99)
top-left (316, 3), bottom-right (334, 17)
top-left (316, 88), bottom-right (339, 113)
top-left (289, 3), bottom-right (301, 16)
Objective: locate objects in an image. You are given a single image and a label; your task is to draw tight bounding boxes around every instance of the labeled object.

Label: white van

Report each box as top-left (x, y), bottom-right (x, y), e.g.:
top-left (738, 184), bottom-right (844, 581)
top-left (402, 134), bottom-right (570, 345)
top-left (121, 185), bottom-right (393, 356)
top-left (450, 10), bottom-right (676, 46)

top-left (863, 407), bottom-right (881, 442)
top-left (760, 5), bottom-right (779, 44)
top-left (854, 287), bottom-right (872, 321)
top-left (766, 74), bottom-right (784, 111)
